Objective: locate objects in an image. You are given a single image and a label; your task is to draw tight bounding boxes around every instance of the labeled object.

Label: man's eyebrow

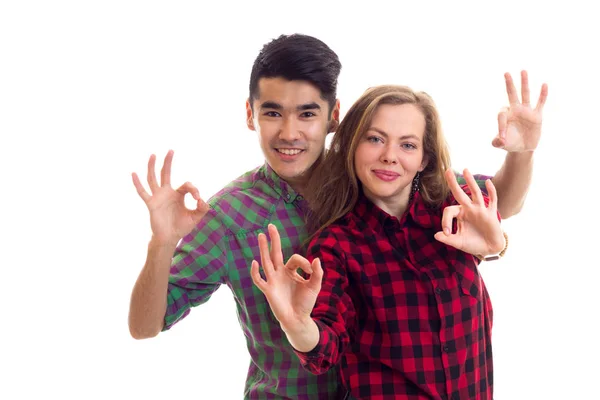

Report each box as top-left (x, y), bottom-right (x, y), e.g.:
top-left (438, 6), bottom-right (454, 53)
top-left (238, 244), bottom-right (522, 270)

top-left (260, 101), bottom-right (282, 110)
top-left (297, 102), bottom-right (321, 111)
top-left (259, 101), bottom-right (322, 111)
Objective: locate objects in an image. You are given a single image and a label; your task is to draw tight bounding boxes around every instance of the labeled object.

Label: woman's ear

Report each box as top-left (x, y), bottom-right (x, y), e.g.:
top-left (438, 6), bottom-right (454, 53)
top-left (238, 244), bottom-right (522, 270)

top-left (419, 156), bottom-right (429, 172)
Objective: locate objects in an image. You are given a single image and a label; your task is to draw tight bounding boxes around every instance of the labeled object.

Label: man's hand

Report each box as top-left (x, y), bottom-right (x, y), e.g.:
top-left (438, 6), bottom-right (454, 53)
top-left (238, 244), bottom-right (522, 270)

top-left (492, 70), bottom-right (548, 153)
top-left (132, 150), bottom-right (209, 246)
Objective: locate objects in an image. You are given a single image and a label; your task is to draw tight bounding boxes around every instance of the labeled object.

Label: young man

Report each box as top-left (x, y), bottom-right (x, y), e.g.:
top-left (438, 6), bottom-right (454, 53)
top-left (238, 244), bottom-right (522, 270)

top-left (128, 34), bottom-right (546, 399)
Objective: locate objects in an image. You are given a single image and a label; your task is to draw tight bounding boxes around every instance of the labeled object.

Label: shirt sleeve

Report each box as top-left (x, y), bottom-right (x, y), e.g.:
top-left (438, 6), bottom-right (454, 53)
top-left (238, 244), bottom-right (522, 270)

top-left (293, 229), bottom-right (357, 375)
top-left (454, 171), bottom-right (492, 196)
top-left (163, 207), bottom-right (229, 331)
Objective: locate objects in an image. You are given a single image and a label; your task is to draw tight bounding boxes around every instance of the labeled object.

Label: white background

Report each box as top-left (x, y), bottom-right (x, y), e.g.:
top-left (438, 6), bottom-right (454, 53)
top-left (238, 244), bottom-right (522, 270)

top-left (1, 1), bottom-right (599, 399)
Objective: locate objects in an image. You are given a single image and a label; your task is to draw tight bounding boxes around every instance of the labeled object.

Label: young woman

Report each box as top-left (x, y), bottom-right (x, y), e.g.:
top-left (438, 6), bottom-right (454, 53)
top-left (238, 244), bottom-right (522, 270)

top-left (250, 84), bottom-right (536, 399)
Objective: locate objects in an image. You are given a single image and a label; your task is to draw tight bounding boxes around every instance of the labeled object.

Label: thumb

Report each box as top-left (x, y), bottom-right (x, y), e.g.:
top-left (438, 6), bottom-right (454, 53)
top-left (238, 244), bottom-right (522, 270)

top-left (492, 136), bottom-right (505, 149)
top-left (196, 197), bottom-right (208, 210)
top-left (307, 258), bottom-right (323, 292)
top-left (497, 108), bottom-right (508, 138)
top-left (441, 205), bottom-right (461, 235)
top-left (434, 231), bottom-right (463, 251)
top-left (191, 198), bottom-right (209, 223)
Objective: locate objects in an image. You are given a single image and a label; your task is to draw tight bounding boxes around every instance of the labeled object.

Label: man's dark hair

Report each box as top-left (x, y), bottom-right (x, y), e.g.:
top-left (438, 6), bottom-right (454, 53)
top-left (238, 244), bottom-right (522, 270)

top-left (249, 34), bottom-right (342, 114)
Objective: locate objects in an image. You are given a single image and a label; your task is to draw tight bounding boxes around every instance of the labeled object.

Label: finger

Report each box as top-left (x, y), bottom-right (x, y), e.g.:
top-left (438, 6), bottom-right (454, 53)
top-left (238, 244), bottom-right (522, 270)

top-left (268, 224), bottom-right (284, 267)
top-left (285, 254), bottom-right (313, 284)
top-left (307, 258), bottom-right (323, 293)
top-left (161, 150), bottom-right (174, 187)
top-left (485, 179), bottom-right (498, 215)
top-left (445, 169), bottom-right (472, 205)
top-left (258, 233), bottom-right (275, 278)
top-left (196, 197), bottom-right (208, 212)
top-left (520, 70), bottom-right (530, 105)
top-left (441, 205), bottom-right (461, 235)
top-left (491, 136), bottom-right (505, 149)
top-left (535, 83), bottom-right (549, 113)
top-left (285, 266), bottom-right (309, 284)
top-left (132, 172), bottom-right (151, 203)
top-left (505, 72), bottom-right (519, 106)
top-left (147, 154), bottom-right (159, 193)
top-left (191, 198), bottom-right (210, 225)
top-left (497, 108), bottom-right (508, 139)
top-left (463, 169), bottom-right (484, 206)
top-left (176, 182), bottom-right (201, 201)
top-left (434, 231), bottom-right (463, 251)
top-left (251, 260), bottom-right (268, 292)
top-left (285, 254), bottom-right (313, 275)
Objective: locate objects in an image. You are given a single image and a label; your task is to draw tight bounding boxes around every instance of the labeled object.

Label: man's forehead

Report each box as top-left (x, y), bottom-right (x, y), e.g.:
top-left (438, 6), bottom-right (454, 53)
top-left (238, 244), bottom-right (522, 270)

top-left (254, 77), bottom-right (327, 108)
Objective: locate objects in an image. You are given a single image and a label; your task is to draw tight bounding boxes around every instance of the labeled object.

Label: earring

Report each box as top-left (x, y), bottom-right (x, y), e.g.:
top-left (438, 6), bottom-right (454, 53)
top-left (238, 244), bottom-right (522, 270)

top-left (409, 172), bottom-right (420, 204)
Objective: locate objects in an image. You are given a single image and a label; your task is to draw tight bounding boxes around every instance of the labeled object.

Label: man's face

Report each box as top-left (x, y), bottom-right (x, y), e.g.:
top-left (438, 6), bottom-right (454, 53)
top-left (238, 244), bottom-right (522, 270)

top-left (247, 77), bottom-right (339, 192)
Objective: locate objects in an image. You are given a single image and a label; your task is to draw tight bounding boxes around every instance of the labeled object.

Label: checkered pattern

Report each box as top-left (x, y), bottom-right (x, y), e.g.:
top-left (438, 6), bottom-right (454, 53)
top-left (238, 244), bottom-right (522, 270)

top-left (164, 163), bottom-right (341, 399)
top-left (297, 181), bottom-right (496, 400)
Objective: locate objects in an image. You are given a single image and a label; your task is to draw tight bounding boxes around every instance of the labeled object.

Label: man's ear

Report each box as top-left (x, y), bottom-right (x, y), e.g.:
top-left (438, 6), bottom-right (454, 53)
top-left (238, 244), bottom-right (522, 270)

top-left (328, 99), bottom-right (341, 133)
top-left (246, 99), bottom-right (255, 131)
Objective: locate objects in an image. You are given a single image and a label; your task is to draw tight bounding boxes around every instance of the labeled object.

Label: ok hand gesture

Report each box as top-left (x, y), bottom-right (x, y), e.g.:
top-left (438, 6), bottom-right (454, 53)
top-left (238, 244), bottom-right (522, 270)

top-left (434, 169), bottom-right (506, 258)
top-left (251, 224), bottom-right (323, 332)
top-left (132, 150), bottom-right (209, 245)
top-left (493, 70), bottom-right (548, 153)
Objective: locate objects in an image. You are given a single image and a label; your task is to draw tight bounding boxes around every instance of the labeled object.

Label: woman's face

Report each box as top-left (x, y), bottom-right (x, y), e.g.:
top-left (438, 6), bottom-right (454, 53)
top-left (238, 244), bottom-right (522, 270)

top-left (354, 103), bottom-right (428, 214)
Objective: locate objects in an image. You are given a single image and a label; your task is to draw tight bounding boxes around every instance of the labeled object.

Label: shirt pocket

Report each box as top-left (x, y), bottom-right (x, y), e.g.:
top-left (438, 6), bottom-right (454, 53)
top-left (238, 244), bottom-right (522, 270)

top-left (457, 272), bottom-right (480, 299)
top-left (454, 266), bottom-right (488, 340)
top-left (454, 257), bottom-right (483, 302)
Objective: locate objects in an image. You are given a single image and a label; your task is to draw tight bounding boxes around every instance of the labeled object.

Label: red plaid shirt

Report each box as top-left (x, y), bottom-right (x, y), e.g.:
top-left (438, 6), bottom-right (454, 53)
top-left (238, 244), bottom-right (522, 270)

top-left (296, 189), bottom-right (497, 400)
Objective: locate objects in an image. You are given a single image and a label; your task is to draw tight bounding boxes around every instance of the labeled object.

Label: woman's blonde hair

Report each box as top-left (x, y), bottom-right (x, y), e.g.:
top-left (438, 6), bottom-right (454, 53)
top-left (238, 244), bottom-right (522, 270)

top-left (305, 85), bottom-right (451, 236)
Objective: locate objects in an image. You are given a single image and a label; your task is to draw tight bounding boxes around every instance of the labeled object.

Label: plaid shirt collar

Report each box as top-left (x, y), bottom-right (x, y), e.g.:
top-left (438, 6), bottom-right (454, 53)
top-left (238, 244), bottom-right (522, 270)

top-left (353, 190), bottom-right (440, 232)
top-left (258, 162), bottom-right (303, 204)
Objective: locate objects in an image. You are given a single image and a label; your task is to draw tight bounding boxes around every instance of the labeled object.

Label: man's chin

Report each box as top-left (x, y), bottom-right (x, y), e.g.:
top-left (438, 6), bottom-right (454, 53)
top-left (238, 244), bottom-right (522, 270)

top-left (277, 167), bottom-right (307, 181)
top-left (273, 165), bottom-right (311, 185)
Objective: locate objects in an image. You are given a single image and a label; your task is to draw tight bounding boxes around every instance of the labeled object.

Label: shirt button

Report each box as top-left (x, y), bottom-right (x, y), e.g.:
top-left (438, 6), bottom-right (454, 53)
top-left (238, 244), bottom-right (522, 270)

top-left (443, 345), bottom-right (450, 352)
top-left (285, 194), bottom-right (291, 200)
top-left (435, 287), bottom-right (442, 294)
top-left (297, 195), bottom-right (303, 200)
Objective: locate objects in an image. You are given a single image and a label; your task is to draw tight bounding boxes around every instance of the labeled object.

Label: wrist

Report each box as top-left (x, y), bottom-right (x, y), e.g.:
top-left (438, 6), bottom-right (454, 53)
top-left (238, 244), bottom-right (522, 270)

top-left (149, 235), bottom-right (180, 250)
top-left (281, 315), bottom-right (314, 337)
top-left (281, 316), bottom-right (319, 353)
top-left (147, 237), bottom-right (179, 267)
top-left (476, 232), bottom-right (509, 262)
top-left (507, 149), bottom-right (534, 159)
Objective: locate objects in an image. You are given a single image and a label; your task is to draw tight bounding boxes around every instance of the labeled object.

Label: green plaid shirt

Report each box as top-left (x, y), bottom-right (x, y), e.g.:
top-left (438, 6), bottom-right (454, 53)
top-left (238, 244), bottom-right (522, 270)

top-left (162, 161), bottom-right (490, 399)
top-left (163, 163), bottom-right (342, 399)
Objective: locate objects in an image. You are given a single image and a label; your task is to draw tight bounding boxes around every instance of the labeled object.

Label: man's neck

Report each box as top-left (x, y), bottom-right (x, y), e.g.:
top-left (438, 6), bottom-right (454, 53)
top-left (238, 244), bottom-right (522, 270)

top-left (286, 176), bottom-right (309, 196)
top-left (281, 153), bottom-right (325, 196)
